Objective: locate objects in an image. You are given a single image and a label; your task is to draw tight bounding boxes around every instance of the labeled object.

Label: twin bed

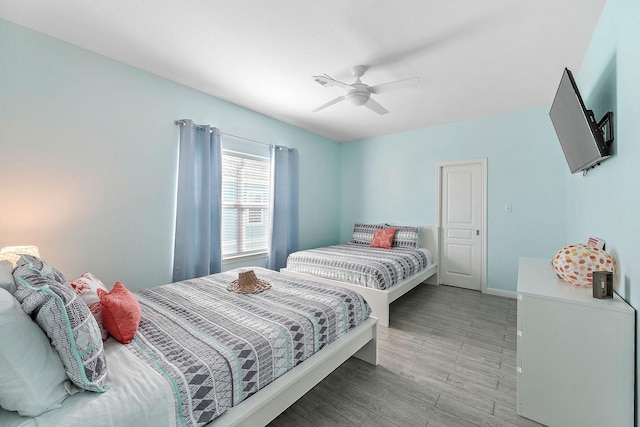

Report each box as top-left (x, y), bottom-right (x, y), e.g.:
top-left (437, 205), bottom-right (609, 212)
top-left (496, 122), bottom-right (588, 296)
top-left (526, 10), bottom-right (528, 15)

top-left (0, 224), bottom-right (436, 426)
top-left (281, 225), bottom-right (439, 327)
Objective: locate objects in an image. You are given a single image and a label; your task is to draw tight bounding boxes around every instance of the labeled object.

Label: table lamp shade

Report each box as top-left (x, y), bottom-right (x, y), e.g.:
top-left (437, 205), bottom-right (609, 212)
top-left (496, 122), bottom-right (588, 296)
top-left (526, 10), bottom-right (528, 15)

top-left (0, 246), bottom-right (40, 266)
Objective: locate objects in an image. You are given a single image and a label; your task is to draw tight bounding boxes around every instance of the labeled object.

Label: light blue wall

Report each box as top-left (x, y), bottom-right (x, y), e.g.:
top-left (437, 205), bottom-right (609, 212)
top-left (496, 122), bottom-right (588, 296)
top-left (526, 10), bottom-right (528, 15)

top-left (569, 0), bottom-right (639, 302)
top-left (340, 0), bottom-right (639, 414)
top-left (0, 19), bottom-right (340, 291)
top-left (2, 1), bottom-right (635, 297)
top-left (340, 107), bottom-right (568, 292)
top-left (567, 0), bottom-right (640, 417)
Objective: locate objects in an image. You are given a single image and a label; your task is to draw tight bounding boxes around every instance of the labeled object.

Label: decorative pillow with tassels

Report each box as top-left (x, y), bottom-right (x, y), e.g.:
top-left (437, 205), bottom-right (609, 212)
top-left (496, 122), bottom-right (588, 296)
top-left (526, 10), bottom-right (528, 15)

top-left (97, 281), bottom-right (141, 345)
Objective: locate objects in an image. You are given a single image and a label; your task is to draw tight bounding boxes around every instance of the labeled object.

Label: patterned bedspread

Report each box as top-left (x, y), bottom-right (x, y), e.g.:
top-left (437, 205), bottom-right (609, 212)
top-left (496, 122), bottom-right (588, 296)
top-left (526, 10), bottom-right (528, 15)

top-left (127, 268), bottom-right (370, 426)
top-left (285, 243), bottom-right (432, 290)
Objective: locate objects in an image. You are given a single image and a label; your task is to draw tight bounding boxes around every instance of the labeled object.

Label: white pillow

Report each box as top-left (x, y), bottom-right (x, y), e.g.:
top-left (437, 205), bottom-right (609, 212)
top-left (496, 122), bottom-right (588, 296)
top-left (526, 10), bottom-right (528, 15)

top-left (0, 261), bottom-right (15, 294)
top-left (0, 288), bottom-right (73, 416)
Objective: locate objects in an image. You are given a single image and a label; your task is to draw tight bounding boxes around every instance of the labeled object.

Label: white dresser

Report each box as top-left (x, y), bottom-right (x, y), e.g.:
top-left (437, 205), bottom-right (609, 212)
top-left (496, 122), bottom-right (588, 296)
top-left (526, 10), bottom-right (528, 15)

top-left (516, 257), bottom-right (634, 427)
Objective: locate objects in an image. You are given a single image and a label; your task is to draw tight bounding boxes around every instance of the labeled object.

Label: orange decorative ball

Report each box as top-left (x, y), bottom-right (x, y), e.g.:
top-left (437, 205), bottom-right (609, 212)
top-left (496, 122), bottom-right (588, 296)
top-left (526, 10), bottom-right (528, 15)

top-left (552, 244), bottom-right (615, 287)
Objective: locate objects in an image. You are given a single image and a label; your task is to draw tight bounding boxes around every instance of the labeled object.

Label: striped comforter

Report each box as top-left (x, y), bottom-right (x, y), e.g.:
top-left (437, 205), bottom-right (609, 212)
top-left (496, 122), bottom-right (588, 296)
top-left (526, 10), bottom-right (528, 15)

top-left (127, 268), bottom-right (370, 426)
top-left (285, 243), bottom-right (433, 290)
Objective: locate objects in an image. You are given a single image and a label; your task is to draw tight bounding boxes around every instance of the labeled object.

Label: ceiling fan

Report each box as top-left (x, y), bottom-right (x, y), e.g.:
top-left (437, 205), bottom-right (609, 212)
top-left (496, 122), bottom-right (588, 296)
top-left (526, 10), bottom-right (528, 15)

top-left (312, 65), bottom-right (420, 115)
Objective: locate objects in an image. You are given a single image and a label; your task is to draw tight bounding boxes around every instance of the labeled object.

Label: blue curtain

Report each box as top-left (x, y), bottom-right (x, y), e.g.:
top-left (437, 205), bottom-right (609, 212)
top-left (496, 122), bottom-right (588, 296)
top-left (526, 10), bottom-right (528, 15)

top-left (172, 120), bottom-right (222, 281)
top-left (267, 146), bottom-right (299, 270)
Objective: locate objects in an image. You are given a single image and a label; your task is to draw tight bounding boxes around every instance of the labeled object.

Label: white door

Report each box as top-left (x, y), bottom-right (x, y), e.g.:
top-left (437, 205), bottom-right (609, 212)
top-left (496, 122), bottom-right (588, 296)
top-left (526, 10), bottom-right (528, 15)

top-left (439, 161), bottom-right (484, 290)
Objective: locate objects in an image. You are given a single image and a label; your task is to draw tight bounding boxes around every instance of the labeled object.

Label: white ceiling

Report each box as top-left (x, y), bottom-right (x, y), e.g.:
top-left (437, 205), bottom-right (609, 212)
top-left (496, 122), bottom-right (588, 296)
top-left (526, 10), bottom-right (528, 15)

top-left (0, 0), bottom-right (606, 142)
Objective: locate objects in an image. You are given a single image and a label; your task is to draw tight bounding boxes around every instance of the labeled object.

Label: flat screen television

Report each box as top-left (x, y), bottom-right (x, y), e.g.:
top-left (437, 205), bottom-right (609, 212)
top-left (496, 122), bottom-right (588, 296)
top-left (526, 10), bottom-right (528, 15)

top-left (549, 68), bottom-right (613, 174)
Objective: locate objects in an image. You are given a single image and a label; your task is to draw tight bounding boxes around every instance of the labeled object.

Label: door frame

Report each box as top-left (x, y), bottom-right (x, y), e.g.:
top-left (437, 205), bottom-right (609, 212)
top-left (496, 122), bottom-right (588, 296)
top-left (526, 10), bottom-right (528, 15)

top-left (436, 158), bottom-right (487, 293)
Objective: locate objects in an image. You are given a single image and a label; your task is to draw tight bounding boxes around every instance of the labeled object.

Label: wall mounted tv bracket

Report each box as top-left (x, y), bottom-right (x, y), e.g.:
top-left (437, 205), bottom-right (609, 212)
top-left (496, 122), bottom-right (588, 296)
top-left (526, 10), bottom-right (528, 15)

top-left (583, 110), bottom-right (614, 175)
top-left (596, 111), bottom-right (615, 147)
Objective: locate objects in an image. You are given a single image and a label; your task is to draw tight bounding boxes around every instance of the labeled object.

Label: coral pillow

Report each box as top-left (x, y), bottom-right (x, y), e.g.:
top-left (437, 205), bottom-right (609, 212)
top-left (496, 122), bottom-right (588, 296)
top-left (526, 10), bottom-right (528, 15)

top-left (370, 228), bottom-right (397, 249)
top-left (97, 282), bottom-right (141, 344)
top-left (552, 244), bottom-right (615, 287)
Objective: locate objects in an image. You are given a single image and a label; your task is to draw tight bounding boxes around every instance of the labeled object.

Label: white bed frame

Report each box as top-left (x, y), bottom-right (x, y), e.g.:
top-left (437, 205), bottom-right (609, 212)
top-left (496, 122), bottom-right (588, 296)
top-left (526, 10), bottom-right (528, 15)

top-left (280, 226), bottom-right (439, 327)
top-left (212, 317), bottom-right (378, 427)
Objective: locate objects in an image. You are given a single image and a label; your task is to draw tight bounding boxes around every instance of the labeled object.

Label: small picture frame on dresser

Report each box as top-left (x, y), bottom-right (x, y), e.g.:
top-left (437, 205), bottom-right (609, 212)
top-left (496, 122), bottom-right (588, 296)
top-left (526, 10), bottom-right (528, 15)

top-left (592, 270), bottom-right (613, 299)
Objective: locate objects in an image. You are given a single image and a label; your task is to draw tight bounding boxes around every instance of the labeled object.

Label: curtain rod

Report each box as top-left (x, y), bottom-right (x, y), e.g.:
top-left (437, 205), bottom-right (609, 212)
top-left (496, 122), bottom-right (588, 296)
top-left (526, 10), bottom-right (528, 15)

top-left (174, 120), bottom-right (273, 147)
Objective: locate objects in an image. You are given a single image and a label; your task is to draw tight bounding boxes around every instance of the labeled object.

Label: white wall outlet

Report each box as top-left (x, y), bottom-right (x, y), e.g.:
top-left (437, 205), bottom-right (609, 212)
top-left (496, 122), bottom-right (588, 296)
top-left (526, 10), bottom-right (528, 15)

top-left (505, 203), bottom-right (512, 213)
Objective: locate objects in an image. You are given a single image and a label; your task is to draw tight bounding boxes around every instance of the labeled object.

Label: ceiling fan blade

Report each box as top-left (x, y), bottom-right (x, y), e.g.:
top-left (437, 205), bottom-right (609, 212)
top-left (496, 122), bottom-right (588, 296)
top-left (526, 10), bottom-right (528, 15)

top-left (312, 74), bottom-right (352, 90)
top-left (369, 77), bottom-right (420, 95)
top-left (312, 96), bottom-right (346, 113)
top-left (364, 98), bottom-right (389, 115)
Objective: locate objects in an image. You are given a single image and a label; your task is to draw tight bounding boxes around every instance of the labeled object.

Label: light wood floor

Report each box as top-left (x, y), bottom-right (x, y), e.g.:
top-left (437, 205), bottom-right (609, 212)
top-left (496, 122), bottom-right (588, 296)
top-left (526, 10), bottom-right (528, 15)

top-left (269, 283), bottom-right (545, 427)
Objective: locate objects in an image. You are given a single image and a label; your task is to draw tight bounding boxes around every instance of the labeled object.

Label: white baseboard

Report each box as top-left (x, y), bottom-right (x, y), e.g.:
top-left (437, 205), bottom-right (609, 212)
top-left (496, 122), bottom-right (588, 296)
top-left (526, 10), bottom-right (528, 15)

top-left (484, 287), bottom-right (517, 299)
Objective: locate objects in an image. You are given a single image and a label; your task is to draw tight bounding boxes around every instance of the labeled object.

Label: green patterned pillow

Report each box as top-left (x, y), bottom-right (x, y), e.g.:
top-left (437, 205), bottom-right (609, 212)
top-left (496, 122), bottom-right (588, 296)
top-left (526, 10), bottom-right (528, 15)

top-left (13, 256), bottom-right (110, 393)
top-left (12, 254), bottom-right (67, 284)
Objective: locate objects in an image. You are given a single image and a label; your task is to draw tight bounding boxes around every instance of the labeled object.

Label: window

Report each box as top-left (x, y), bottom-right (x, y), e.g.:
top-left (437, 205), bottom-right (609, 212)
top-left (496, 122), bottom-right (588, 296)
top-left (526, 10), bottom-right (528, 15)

top-left (221, 150), bottom-right (271, 259)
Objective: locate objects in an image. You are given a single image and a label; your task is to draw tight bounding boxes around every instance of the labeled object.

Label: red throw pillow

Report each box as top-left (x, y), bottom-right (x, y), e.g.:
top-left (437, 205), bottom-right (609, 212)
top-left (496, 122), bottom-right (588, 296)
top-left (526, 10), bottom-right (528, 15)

top-left (370, 228), bottom-right (397, 249)
top-left (97, 282), bottom-right (141, 344)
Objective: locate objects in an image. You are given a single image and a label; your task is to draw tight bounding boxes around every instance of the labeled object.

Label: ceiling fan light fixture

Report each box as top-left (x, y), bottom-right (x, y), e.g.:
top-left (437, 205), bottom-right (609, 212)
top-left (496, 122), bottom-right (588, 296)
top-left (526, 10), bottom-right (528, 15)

top-left (312, 65), bottom-right (418, 114)
top-left (346, 90), bottom-right (370, 106)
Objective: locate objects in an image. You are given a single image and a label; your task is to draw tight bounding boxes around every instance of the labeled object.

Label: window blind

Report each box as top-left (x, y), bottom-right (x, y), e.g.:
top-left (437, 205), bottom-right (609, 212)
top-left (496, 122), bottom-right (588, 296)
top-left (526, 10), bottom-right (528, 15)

top-left (221, 150), bottom-right (271, 259)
